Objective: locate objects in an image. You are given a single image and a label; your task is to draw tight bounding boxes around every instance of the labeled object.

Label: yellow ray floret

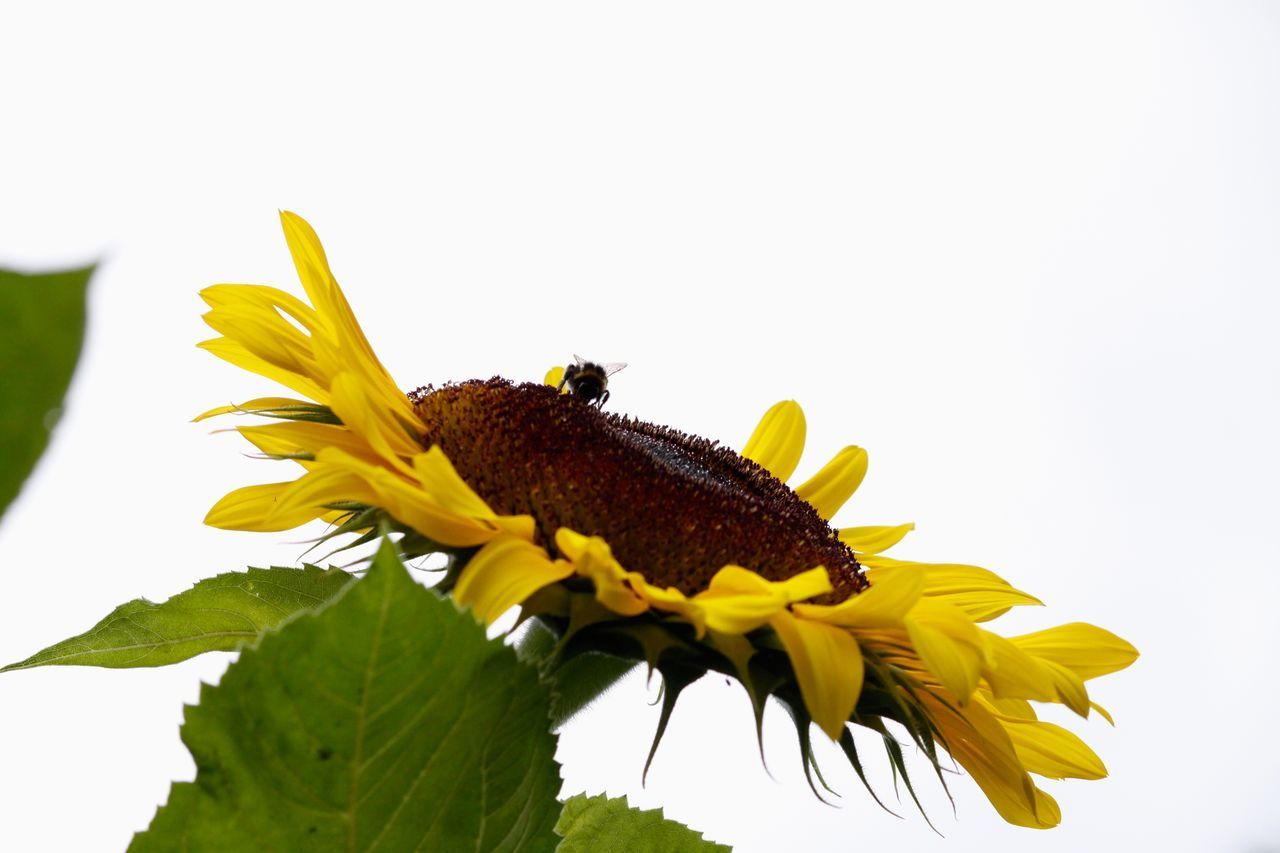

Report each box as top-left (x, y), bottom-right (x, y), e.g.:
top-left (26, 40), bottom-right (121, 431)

top-left (198, 212), bottom-right (422, 451)
top-left (741, 400), bottom-right (806, 482)
top-left (199, 212), bottom-right (531, 551)
top-left (454, 537), bottom-right (574, 625)
top-left (794, 445), bottom-right (868, 520)
top-left (770, 611), bottom-right (865, 740)
top-left (199, 212), bottom-right (1139, 830)
top-left (837, 522), bottom-right (915, 554)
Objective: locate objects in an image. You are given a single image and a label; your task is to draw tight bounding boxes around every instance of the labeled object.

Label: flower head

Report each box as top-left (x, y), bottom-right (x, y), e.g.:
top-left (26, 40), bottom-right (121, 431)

top-left (200, 212), bottom-right (1138, 829)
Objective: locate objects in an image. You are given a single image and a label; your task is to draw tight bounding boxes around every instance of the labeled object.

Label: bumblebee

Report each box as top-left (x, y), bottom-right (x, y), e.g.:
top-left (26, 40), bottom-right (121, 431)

top-left (557, 355), bottom-right (626, 409)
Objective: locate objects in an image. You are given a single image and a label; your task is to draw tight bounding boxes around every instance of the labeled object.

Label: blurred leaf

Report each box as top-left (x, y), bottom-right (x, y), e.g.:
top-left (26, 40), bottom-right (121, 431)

top-left (555, 794), bottom-right (730, 852)
top-left (0, 265), bottom-right (93, 520)
top-left (131, 541), bottom-right (561, 852)
top-left (2, 565), bottom-right (354, 672)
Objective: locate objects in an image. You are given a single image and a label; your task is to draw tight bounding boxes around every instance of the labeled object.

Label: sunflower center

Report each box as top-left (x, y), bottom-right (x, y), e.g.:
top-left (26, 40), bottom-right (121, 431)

top-left (410, 379), bottom-right (866, 602)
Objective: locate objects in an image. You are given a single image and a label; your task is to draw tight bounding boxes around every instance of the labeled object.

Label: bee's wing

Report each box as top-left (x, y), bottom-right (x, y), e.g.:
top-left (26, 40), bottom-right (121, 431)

top-left (572, 353), bottom-right (589, 367)
top-left (602, 362), bottom-right (628, 377)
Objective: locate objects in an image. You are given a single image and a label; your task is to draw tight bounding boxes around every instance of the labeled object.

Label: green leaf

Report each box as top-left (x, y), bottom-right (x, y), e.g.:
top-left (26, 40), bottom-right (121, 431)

top-left (0, 265), bottom-right (93, 520)
top-left (2, 565), bottom-right (354, 672)
top-left (131, 540), bottom-right (562, 853)
top-left (554, 794), bottom-right (730, 853)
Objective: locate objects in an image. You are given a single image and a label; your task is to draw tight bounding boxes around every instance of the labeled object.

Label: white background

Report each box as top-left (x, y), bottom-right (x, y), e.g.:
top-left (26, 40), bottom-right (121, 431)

top-left (2, 2), bottom-right (1277, 851)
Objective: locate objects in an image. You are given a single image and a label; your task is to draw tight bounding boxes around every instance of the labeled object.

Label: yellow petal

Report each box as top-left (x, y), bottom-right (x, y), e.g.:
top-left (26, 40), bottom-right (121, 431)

top-left (193, 397), bottom-right (316, 422)
top-left (413, 446), bottom-right (502, 521)
top-left (329, 372), bottom-right (420, 467)
top-left (707, 565), bottom-right (833, 601)
top-left (741, 400), bottom-right (806, 483)
top-left (987, 696), bottom-right (1037, 720)
top-left (552, 527), bottom-right (593, 560)
top-left (695, 565), bottom-right (832, 634)
top-left (904, 598), bottom-right (988, 701)
top-left (202, 304), bottom-right (322, 383)
top-left (1039, 658), bottom-right (1092, 718)
top-left (314, 449), bottom-right (530, 547)
top-left (628, 578), bottom-right (705, 634)
top-left (980, 630), bottom-right (1057, 703)
top-left (278, 211), bottom-right (344, 326)
top-left (407, 445), bottom-right (537, 537)
top-left (997, 716), bottom-right (1107, 781)
top-left (862, 556), bottom-right (1043, 622)
top-left (277, 211), bottom-right (421, 431)
top-left (454, 537), bottom-right (573, 625)
top-left (794, 446), bottom-right (868, 520)
top-left (1031, 790), bottom-right (1061, 828)
top-left (238, 421), bottom-right (380, 464)
top-left (1090, 701), bottom-right (1115, 726)
top-left (204, 482), bottom-right (323, 531)
top-left (200, 283), bottom-right (321, 332)
top-left (265, 466), bottom-right (379, 529)
top-left (328, 347), bottom-right (421, 438)
top-left (544, 365), bottom-right (565, 388)
top-left (770, 610), bottom-right (864, 740)
top-left (924, 695), bottom-right (1058, 829)
top-left (792, 566), bottom-right (923, 629)
top-left (776, 567), bottom-right (835, 602)
top-left (1010, 623), bottom-right (1139, 681)
top-left (933, 588), bottom-right (1043, 623)
top-left (555, 529), bottom-right (649, 617)
top-left (198, 338), bottom-right (329, 403)
top-left (236, 427), bottom-right (304, 460)
top-left (198, 284), bottom-right (326, 389)
top-left (837, 523), bottom-right (915, 554)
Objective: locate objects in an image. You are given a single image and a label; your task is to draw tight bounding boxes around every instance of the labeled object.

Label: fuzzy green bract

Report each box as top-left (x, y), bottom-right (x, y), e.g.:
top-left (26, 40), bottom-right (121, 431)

top-left (0, 265), bottom-right (93, 520)
top-left (130, 541), bottom-right (563, 853)
top-left (3, 565), bottom-right (354, 671)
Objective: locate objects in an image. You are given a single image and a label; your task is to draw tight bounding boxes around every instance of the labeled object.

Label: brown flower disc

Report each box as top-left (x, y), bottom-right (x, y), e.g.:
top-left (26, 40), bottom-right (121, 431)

top-left (410, 379), bottom-right (866, 602)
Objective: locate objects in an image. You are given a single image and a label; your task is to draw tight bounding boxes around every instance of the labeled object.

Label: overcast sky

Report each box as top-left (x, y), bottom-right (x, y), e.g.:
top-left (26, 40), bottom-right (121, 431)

top-left (2, 3), bottom-right (1278, 851)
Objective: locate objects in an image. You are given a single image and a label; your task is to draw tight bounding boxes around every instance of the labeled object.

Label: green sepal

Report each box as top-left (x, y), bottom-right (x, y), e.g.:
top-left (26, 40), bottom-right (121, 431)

top-left (705, 632), bottom-right (799, 772)
top-left (705, 632), bottom-right (770, 765)
top-left (861, 650), bottom-right (949, 769)
top-left (549, 652), bottom-right (639, 729)
top-left (858, 714), bottom-right (945, 831)
top-left (518, 596), bottom-right (964, 828)
top-left (253, 450), bottom-right (315, 462)
top-left (704, 631), bottom-right (756, 681)
top-left (304, 505), bottom-right (455, 570)
top-left (253, 402), bottom-right (342, 424)
top-left (742, 653), bottom-right (793, 768)
top-left (517, 617), bottom-right (639, 730)
top-left (563, 593), bottom-right (629, 644)
top-left (603, 620), bottom-right (697, 674)
top-left (398, 528), bottom-right (453, 564)
top-left (771, 688), bottom-right (839, 804)
top-left (643, 658), bottom-right (706, 784)
top-left (837, 726), bottom-right (901, 818)
top-left (525, 611), bottom-right (721, 785)
top-left (518, 584), bottom-right (572, 622)
top-left (303, 505), bottom-right (383, 564)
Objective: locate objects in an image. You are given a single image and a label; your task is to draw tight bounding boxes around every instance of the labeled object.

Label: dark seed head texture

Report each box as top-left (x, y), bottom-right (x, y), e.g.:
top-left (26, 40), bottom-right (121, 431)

top-left (409, 379), bottom-right (866, 603)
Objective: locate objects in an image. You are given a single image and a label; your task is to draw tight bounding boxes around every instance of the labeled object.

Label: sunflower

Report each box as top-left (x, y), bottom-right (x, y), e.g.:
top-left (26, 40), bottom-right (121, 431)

top-left (200, 211), bottom-right (1138, 830)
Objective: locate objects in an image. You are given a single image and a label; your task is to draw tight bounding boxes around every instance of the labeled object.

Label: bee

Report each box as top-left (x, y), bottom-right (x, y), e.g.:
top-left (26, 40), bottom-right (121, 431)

top-left (557, 355), bottom-right (627, 409)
